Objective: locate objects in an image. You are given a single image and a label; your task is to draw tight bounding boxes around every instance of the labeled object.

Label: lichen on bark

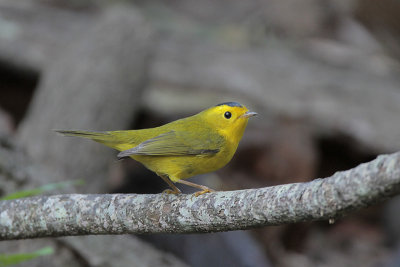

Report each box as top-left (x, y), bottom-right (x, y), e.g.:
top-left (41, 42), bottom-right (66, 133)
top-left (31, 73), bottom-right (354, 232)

top-left (1, 152), bottom-right (399, 240)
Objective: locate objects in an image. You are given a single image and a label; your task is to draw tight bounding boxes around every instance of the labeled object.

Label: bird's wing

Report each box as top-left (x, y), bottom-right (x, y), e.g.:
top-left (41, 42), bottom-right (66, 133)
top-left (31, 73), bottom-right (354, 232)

top-left (117, 130), bottom-right (223, 158)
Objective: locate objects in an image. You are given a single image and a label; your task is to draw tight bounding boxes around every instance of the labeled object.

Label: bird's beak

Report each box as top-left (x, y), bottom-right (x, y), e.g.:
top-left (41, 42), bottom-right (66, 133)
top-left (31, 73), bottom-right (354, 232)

top-left (240, 111), bottom-right (257, 118)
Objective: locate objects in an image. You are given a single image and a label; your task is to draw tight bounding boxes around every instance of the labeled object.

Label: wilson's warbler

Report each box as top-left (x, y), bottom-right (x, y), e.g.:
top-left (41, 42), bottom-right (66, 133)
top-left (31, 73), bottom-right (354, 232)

top-left (56, 102), bottom-right (256, 196)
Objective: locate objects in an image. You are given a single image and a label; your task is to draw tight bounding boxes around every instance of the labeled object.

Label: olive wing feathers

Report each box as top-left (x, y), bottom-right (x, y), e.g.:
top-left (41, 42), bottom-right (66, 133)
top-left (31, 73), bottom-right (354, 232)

top-left (117, 130), bottom-right (223, 158)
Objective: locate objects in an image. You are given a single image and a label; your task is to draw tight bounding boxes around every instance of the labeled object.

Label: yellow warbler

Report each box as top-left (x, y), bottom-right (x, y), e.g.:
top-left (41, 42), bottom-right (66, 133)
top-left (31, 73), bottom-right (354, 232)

top-left (56, 102), bottom-right (256, 196)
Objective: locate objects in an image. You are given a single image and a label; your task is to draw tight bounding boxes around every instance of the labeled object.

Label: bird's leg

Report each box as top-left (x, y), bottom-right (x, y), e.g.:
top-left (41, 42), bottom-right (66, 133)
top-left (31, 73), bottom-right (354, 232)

top-left (158, 174), bottom-right (182, 194)
top-left (176, 180), bottom-right (215, 197)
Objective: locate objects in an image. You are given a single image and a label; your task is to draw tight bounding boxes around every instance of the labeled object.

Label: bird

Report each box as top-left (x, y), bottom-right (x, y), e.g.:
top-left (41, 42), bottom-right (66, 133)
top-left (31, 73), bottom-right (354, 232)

top-left (56, 102), bottom-right (257, 196)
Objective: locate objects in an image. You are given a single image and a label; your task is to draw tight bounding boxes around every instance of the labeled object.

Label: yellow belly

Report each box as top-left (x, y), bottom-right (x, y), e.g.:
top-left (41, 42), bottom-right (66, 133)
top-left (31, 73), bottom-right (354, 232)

top-left (131, 149), bottom-right (234, 182)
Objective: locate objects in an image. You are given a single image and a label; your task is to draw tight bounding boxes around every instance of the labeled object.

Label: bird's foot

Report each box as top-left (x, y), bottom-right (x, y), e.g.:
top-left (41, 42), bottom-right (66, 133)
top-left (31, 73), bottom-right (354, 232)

top-left (193, 188), bottom-right (215, 197)
top-left (162, 189), bottom-right (181, 195)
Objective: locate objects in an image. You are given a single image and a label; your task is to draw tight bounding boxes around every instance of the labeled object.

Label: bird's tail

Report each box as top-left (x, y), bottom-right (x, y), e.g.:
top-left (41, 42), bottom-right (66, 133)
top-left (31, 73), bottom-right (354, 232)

top-left (55, 129), bottom-right (137, 152)
top-left (55, 130), bottom-right (110, 139)
top-left (55, 129), bottom-right (119, 146)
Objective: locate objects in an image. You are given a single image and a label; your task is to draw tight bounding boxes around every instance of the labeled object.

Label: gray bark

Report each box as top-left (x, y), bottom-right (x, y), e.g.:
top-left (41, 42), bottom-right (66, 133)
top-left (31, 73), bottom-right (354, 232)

top-left (1, 152), bottom-right (399, 240)
top-left (0, 139), bottom-right (183, 267)
top-left (0, 5), bottom-right (188, 266)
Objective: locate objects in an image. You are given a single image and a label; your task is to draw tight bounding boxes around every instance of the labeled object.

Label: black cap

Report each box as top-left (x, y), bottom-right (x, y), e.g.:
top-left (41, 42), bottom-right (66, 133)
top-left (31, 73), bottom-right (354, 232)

top-left (215, 102), bottom-right (243, 107)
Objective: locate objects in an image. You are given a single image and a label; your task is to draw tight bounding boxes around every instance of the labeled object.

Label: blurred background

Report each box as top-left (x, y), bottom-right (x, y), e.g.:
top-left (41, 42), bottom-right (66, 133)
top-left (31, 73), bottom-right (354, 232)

top-left (1, 0), bottom-right (400, 266)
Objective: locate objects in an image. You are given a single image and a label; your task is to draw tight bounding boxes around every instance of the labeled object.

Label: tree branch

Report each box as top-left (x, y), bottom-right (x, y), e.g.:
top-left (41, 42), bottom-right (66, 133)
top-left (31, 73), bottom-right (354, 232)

top-left (1, 152), bottom-right (399, 240)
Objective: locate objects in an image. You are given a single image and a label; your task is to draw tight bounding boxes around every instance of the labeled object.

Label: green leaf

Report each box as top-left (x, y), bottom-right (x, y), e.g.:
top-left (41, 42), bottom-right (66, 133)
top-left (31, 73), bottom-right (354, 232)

top-left (0, 180), bottom-right (85, 200)
top-left (0, 247), bottom-right (54, 266)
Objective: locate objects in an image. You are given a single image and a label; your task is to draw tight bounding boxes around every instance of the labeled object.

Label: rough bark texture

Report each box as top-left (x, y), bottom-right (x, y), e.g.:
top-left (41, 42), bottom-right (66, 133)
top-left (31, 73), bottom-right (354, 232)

top-left (0, 139), bottom-right (185, 267)
top-left (1, 152), bottom-right (399, 240)
top-left (0, 5), bottom-right (189, 266)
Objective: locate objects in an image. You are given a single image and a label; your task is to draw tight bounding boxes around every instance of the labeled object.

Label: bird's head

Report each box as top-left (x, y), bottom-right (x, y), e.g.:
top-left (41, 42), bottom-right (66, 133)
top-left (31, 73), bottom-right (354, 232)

top-left (201, 102), bottom-right (257, 143)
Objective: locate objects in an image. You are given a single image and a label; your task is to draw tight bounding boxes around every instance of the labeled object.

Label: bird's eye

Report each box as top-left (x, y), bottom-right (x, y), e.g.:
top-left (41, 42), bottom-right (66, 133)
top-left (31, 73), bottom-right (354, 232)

top-left (224, 111), bottom-right (232, 119)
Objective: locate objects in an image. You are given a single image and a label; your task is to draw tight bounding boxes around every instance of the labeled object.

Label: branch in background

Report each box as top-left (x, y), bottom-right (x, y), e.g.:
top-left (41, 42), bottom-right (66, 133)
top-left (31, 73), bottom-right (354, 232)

top-left (1, 152), bottom-right (399, 240)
